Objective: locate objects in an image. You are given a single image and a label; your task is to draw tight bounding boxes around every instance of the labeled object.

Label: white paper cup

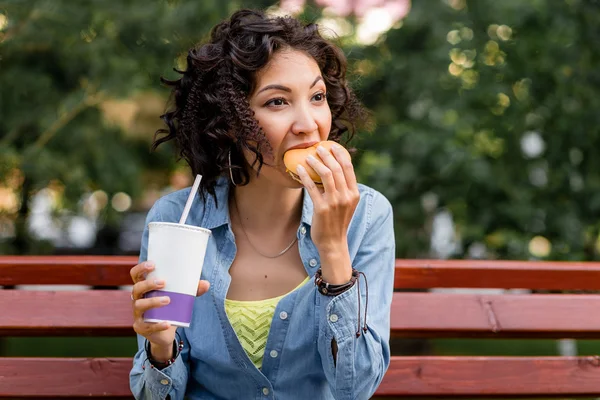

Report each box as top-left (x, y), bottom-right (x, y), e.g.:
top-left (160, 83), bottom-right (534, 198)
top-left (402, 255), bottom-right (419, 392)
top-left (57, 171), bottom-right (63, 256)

top-left (143, 222), bottom-right (211, 327)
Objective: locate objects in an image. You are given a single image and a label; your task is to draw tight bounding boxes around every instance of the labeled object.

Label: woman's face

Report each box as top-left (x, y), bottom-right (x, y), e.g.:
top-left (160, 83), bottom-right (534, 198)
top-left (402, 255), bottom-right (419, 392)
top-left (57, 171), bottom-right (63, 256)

top-left (246, 48), bottom-right (332, 187)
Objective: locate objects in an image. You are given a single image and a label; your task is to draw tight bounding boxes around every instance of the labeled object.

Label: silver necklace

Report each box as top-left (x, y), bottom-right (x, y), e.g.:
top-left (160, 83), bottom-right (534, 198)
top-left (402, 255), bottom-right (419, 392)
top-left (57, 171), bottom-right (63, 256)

top-left (233, 196), bottom-right (298, 259)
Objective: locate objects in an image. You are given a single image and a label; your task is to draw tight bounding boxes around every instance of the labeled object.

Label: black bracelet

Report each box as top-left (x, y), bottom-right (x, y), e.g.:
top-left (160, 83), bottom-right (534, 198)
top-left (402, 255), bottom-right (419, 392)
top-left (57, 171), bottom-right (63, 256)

top-left (315, 268), bottom-right (370, 338)
top-left (314, 268), bottom-right (359, 296)
top-left (143, 334), bottom-right (184, 370)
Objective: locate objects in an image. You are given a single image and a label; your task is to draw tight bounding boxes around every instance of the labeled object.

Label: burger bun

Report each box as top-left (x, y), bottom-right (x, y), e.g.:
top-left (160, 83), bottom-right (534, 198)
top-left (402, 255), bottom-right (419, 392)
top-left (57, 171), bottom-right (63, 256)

top-left (283, 141), bottom-right (350, 185)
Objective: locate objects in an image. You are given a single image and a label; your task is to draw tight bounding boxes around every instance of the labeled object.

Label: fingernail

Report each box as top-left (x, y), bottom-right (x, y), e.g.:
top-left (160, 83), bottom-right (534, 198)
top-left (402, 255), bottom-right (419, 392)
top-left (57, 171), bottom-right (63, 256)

top-left (160, 296), bottom-right (170, 304)
top-left (317, 146), bottom-right (327, 154)
top-left (154, 279), bottom-right (165, 286)
top-left (306, 155), bottom-right (316, 163)
top-left (145, 262), bottom-right (154, 269)
top-left (297, 164), bottom-right (306, 174)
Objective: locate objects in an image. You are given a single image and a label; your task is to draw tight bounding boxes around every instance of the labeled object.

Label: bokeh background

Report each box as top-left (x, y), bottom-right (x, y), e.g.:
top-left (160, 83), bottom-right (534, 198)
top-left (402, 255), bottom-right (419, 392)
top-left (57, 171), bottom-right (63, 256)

top-left (2, 0), bottom-right (600, 387)
top-left (3, 0), bottom-right (600, 261)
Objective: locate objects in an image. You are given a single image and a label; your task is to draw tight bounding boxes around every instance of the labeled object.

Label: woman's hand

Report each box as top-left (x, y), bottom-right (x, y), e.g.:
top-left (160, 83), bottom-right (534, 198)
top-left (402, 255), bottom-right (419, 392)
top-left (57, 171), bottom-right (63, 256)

top-left (130, 261), bottom-right (210, 360)
top-left (297, 144), bottom-right (359, 284)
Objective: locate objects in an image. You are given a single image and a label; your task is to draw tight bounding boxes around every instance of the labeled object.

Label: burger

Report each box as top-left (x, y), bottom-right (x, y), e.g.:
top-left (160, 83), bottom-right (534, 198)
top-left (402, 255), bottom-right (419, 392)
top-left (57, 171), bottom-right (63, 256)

top-left (283, 140), bottom-right (350, 186)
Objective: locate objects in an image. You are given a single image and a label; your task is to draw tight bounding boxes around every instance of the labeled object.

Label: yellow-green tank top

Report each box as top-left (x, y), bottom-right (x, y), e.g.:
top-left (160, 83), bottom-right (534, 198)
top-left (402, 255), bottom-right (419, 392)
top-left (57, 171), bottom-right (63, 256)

top-left (224, 276), bottom-right (309, 369)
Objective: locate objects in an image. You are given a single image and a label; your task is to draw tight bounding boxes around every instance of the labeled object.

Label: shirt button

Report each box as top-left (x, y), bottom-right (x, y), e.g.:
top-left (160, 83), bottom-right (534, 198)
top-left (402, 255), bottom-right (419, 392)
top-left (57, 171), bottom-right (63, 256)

top-left (329, 314), bottom-right (339, 323)
top-left (160, 379), bottom-right (169, 385)
top-left (309, 258), bottom-right (318, 267)
top-left (300, 226), bottom-right (307, 235)
top-left (270, 350), bottom-right (278, 358)
top-left (279, 311), bottom-right (288, 320)
top-left (262, 387), bottom-right (270, 395)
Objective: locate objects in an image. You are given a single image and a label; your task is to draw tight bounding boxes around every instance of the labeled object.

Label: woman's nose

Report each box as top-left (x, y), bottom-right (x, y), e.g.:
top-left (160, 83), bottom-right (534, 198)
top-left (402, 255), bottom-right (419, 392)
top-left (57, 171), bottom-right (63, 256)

top-left (291, 105), bottom-right (319, 135)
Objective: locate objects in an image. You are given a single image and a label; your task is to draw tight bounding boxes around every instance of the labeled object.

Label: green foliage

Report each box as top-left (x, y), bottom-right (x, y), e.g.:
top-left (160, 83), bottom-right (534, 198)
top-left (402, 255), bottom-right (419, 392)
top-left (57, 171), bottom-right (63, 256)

top-left (351, 0), bottom-right (600, 260)
top-left (0, 0), bottom-right (277, 253)
top-left (2, 0), bottom-right (600, 260)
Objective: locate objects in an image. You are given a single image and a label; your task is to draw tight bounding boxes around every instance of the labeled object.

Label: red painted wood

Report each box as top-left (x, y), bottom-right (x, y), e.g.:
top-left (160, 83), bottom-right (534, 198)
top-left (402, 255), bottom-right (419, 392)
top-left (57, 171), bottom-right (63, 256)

top-left (376, 356), bottom-right (600, 397)
top-left (3, 256), bottom-right (600, 397)
top-left (394, 259), bottom-right (600, 290)
top-left (0, 290), bottom-right (134, 336)
top-left (3, 356), bottom-right (600, 397)
top-left (0, 256), bottom-right (136, 286)
top-left (2, 256), bottom-right (600, 290)
top-left (390, 292), bottom-right (600, 338)
top-left (2, 290), bottom-right (599, 339)
top-left (0, 358), bottom-right (132, 398)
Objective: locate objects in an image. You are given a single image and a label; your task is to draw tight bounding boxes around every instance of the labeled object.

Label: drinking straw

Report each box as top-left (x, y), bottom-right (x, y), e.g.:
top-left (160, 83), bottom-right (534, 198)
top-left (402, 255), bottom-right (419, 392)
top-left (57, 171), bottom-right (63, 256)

top-left (179, 174), bottom-right (202, 224)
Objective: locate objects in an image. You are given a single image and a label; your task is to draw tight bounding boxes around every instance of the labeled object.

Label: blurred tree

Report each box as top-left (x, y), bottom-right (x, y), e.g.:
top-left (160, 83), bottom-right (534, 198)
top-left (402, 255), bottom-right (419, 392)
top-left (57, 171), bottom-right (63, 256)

top-left (2, 0), bottom-right (600, 261)
top-left (350, 0), bottom-right (600, 260)
top-left (0, 0), bottom-right (275, 254)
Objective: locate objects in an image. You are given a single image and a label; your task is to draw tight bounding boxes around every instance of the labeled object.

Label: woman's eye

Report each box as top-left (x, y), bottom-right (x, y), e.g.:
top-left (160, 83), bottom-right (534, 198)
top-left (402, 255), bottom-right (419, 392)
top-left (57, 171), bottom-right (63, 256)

top-left (313, 92), bottom-right (326, 102)
top-left (266, 98), bottom-right (286, 107)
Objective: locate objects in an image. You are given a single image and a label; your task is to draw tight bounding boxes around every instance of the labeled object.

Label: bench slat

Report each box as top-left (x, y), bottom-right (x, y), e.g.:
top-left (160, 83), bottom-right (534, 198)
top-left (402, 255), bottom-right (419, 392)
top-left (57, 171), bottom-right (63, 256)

top-left (394, 259), bottom-right (600, 290)
top-left (0, 358), bottom-right (132, 398)
top-left (391, 292), bottom-right (600, 338)
top-left (3, 256), bottom-right (600, 290)
top-left (2, 356), bottom-right (599, 398)
top-left (0, 291), bottom-right (133, 336)
top-left (377, 356), bottom-right (600, 397)
top-left (2, 291), bottom-right (600, 338)
top-left (0, 256), bottom-right (135, 286)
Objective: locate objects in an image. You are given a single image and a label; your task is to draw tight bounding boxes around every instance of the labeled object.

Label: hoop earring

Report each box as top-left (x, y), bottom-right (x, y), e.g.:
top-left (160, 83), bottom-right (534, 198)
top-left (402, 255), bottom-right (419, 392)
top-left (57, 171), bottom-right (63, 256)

top-left (228, 150), bottom-right (238, 187)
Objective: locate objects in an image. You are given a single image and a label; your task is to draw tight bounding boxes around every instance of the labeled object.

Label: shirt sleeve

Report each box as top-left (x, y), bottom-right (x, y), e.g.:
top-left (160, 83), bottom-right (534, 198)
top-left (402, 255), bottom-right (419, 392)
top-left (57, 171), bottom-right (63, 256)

top-left (129, 200), bottom-right (191, 399)
top-left (316, 190), bottom-right (394, 399)
top-left (129, 331), bottom-right (191, 400)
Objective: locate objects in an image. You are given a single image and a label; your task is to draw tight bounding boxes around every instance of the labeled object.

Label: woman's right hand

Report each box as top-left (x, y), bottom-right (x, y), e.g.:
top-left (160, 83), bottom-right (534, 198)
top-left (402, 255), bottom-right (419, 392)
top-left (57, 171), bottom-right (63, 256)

top-left (130, 261), bottom-right (211, 357)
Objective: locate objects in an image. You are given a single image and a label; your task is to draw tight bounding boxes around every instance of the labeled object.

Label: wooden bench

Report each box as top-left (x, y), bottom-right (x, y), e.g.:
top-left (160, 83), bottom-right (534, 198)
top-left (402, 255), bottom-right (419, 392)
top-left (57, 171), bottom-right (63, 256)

top-left (1, 256), bottom-right (600, 398)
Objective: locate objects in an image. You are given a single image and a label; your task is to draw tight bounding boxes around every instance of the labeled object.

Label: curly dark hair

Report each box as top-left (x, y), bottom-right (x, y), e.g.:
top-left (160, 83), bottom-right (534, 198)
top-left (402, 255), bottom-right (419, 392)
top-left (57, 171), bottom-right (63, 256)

top-left (154, 8), bottom-right (369, 203)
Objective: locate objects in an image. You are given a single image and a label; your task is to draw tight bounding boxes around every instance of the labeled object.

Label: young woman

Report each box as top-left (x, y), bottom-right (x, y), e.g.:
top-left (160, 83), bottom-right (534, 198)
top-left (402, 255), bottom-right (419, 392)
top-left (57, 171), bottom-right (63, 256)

top-left (129, 9), bottom-right (395, 399)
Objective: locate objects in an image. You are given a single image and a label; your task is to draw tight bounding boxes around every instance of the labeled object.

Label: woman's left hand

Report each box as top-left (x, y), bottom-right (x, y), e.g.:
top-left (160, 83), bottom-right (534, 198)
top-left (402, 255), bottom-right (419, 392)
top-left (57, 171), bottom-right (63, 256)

top-left (297, 144), bottom-right (359, 283)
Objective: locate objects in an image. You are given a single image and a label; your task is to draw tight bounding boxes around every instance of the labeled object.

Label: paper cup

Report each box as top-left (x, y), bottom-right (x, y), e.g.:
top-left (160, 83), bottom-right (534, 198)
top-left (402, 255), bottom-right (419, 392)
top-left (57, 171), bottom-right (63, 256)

top-left (143, 222), bottom-right (211, 327)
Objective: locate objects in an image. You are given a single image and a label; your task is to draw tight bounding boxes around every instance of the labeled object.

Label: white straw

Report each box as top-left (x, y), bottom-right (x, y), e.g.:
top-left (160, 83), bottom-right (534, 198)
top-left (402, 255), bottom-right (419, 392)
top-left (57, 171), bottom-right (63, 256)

top-left (179, 174), bottom-right (202, 225)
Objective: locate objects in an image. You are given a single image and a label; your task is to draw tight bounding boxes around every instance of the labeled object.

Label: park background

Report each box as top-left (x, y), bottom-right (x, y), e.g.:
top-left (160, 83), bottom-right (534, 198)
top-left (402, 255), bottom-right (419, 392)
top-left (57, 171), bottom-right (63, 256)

top-left (1, 0), bottom-right (600, 394)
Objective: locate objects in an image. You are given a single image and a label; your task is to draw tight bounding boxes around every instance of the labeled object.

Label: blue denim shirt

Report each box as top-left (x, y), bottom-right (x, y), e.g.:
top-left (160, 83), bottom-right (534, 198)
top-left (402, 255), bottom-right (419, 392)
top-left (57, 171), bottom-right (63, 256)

top-left (130, 177), bottom-right (395, 400)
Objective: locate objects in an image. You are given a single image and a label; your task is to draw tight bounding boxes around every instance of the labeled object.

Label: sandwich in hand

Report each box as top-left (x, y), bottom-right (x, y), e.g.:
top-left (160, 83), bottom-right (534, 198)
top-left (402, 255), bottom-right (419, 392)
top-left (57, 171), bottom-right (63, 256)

top-left (283, 141), bottom-right (350, 186)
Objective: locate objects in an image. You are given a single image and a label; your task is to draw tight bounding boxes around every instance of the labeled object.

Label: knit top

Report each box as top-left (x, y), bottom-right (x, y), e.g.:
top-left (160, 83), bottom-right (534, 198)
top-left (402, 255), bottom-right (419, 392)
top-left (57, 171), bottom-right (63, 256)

top-left (224, 276), bottom-right (310, 369)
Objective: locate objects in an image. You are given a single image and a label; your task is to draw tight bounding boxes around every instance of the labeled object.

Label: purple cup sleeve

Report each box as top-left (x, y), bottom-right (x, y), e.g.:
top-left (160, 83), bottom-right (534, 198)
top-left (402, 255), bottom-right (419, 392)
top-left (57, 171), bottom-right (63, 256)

top-left (143, 290), bottom-right (195, 326)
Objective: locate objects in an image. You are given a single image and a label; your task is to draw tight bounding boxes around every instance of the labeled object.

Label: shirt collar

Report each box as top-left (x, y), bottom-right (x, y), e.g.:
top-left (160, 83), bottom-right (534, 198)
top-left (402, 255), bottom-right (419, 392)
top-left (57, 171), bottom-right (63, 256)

top-left (300, 187), bottom-right (314, 227)
top-left (200, 177), bottom-right (314, 230)
top-left (200, 177), bottom-right (230, 230)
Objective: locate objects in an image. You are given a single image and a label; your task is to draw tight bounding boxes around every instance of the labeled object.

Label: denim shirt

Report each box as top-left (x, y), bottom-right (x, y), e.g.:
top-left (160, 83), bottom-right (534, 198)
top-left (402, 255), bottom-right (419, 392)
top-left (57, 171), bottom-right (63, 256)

top-left (130, 177), bottom-right (395, 400)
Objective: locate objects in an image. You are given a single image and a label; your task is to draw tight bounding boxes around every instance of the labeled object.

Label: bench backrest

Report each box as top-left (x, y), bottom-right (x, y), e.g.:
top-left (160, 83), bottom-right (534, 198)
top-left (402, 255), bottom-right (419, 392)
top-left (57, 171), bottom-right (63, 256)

top-left (1, 256), bottom-right (599, 398)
